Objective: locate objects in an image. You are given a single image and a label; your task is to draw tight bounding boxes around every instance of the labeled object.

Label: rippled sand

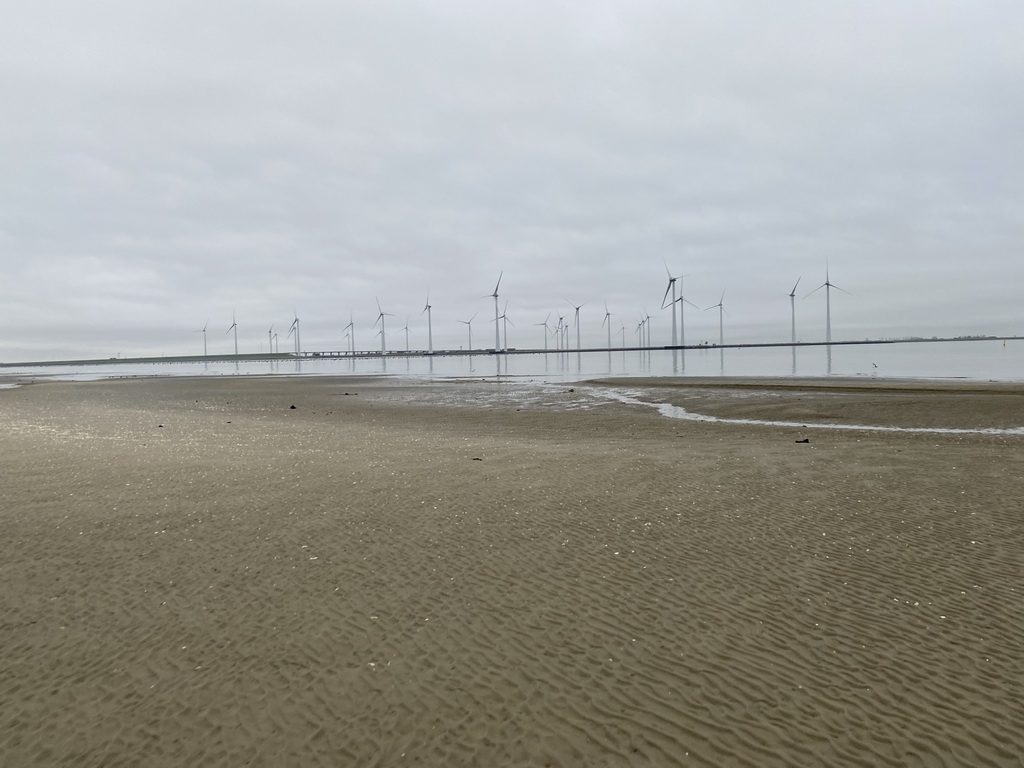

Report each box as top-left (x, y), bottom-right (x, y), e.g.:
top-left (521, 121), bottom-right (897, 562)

top-left (2, 376), bottom-right (1022, 766)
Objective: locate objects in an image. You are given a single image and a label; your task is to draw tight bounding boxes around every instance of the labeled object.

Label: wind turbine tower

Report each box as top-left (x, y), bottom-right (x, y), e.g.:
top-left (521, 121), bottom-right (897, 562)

top-left (374, 298), bottom-right (393, 354)
top-left (789, 278), bottom-right (801, 344)
top-left (458, 313), bottom-right (477, 352)
top-left (343, 314), bottom-right (354, 354)
top-left (535, 314), bottom-right (551, 351)
top-left (288, 313), bottom-right (301, 356)
top-left (806, 266), bottom-right (847, 343)
top-left (602, 303), bottom-right (613, 348)
top-left (676, 277), bottom-right (699, 347)
top-left (567, 301), bottom-right (585, 350)
top-left (227, 312), bottom-right (238, 355)
top-left (484, 273), bottom-right (503, 351)
top-left (196, 321), bottom-right (208, 356)
top-left (499, 300), bottom-right (513, 351)
top-left (662, 265), bottom-right (678, 346)
top-left (705, 292), bottom-right (726, 346)
top-left (422, 292), bottom-right (434, 354)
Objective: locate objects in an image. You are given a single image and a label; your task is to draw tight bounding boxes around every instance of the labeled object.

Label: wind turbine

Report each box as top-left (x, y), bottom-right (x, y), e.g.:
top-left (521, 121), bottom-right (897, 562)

top-left (534, 313), bottom-right (551, 351)
top-left (499, 300), bottom-right (514, 351)
top-left (484, 272), bottom-right (502, 351)
top-left (374, 298), bottom-right (393, 354)
top-left (458, 312), bottom-right (477, 352)
top-left (788, 277), bottom-right (801, 345)
top-left (805, 265), bottom-right (847, 343)
top-left (343, 313), bottom-right (355, 354)
top-left (196, 321), bottom-right (208, 356)
top-left (421, 291), bottom-right (434, 354)
top-left (554, 315), bottom-right (565, 351)
top-left (267, 325), bottom-right (274, 354)
top-left (642, 308), bottom-right (652, 347)
top-left (601, 302), bottom-right (613, 348)
top-left (287, 312), bottom-right (301, 356)
top-left (662, 264), bottom-right (679, 346)
top-left (566, 301), bottom-right (585, 350)
top-left (705, 291), bottom-right (727, 346)
top-left (402, 317), bottom-right (411, 352)
top-left (226, 312), bottom-right (238, 355)
top-left (673, 277), bottom-right (700, 347)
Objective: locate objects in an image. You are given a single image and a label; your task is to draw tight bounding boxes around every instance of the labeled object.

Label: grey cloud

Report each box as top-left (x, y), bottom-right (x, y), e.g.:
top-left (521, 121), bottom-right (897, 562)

top-left (2, 1), bottom-right (1022, 360)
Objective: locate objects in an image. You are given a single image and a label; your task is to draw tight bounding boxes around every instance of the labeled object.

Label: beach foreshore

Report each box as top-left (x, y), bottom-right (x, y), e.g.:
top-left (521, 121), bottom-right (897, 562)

top-left (2, 376), bottom-right (1022, 766)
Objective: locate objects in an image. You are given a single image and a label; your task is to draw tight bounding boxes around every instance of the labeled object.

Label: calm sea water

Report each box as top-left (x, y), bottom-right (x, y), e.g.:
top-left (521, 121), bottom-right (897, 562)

top-left (3, 340), bottom-right (1022, 384)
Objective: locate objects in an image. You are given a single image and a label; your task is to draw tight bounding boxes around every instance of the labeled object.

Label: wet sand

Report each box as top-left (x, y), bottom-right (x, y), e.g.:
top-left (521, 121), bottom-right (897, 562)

top-left (1, 375), bottom-right (1022, 766)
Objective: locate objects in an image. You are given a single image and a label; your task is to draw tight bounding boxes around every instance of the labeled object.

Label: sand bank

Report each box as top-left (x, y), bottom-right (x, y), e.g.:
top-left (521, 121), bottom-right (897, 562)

top-left (1, 376), bottom-right (1022, 766)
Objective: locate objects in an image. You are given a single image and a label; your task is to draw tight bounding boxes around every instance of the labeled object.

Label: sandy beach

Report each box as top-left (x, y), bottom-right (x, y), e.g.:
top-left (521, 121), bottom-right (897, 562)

top-left (1, 374), bottom-right (1022, 767)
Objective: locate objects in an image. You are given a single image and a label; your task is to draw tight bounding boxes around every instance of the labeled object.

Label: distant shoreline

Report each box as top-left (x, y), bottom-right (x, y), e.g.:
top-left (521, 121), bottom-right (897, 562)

top-left (1, 334), bottom-right (1018, 368)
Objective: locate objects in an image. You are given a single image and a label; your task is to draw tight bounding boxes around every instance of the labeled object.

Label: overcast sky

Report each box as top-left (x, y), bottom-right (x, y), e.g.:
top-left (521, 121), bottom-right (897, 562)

top-left (2, 0), bottom-right (1022, 360)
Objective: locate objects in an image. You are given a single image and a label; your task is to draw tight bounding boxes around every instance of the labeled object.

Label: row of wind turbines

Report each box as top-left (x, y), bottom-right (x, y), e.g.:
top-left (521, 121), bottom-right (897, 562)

top-left (194, 265), bottom-right (846, 357)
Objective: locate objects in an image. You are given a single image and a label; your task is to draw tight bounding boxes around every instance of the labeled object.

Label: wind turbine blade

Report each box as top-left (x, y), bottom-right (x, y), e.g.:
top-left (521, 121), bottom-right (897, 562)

top-left (684, 298), bottom-right (700, 309)
top-left (804, 283), bottom-right (827, 298)
top-left (789, 277), bottom-right (801, 296)
top-left (493, 271), bottom-right (502, 296)
top-left (661, 282), bottom-right (673, 309)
